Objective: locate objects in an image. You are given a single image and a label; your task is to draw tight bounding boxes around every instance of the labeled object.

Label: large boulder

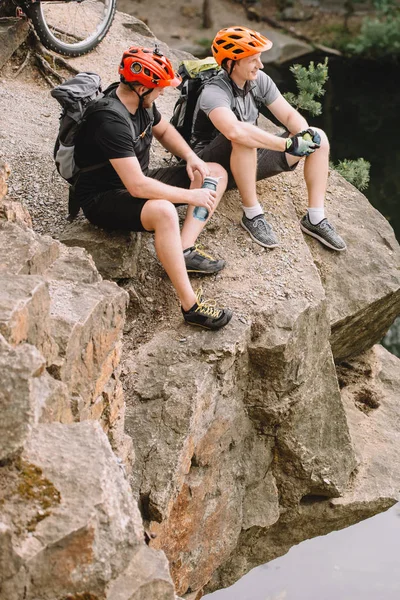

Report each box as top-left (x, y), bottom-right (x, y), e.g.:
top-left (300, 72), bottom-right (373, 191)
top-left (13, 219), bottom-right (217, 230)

top-left (59, 220), bottom-right (142, 280)
top-left (0, 421), bottom-right (176, 600)
top-left (291, 168), bottom-right (400, 360)
top-left (206, 344), bottom-right (400, 593)
top-left (123, 165), bottom-right (400, 596)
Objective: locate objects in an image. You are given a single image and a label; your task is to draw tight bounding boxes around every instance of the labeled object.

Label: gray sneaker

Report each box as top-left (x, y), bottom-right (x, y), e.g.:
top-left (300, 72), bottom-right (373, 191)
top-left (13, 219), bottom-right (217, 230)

top-left (184, 245), bottom-right (226, 274)
top-left (300, 213), bottom-right (346, 251)
top-left (241, 213), bottom-right (279, 248)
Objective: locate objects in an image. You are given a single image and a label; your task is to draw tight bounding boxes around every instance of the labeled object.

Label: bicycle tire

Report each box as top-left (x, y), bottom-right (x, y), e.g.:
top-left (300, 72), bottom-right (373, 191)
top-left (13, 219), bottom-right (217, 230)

top-left (26, 0), bottom-right (116, 57)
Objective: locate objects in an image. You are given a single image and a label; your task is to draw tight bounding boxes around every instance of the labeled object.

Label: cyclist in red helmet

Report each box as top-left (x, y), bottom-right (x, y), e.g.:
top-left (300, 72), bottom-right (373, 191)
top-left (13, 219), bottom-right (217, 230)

top-left (74, 46), bottom-right (232, 330)
top-left (191, 26), bottom-right (346, 252)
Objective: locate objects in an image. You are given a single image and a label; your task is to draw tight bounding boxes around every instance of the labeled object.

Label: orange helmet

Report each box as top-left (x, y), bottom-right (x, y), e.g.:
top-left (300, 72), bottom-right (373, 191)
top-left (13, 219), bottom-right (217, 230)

top-left (119, 46), bottom-right (181, 88)
top-left (211, 26), bottom-right (273, 65)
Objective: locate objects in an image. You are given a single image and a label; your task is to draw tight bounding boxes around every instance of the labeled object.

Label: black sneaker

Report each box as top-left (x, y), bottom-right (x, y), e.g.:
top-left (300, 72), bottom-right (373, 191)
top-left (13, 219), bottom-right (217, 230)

top-left (241, 213), bottom-right (279, 248)
top-left (184, 245), bottom-right (226, 274)
top-left (182, 289), bottom-right (232, 331)
top-left (300, 213), bottom-right (346, 251)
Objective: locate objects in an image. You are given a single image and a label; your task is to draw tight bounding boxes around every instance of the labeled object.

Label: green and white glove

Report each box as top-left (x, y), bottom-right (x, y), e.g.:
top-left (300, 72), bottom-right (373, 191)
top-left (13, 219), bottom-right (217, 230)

top-left (285, 129), bottom-right (321, 157)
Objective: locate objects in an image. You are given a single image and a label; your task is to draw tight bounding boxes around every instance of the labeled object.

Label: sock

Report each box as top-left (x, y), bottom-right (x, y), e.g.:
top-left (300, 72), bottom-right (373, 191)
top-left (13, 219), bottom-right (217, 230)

top-left (183, 246), bottom-right (194, 256)
top-left (308, 207), bottom-right (325, 225)
top-left (243, 203), bottom-right (264, 219)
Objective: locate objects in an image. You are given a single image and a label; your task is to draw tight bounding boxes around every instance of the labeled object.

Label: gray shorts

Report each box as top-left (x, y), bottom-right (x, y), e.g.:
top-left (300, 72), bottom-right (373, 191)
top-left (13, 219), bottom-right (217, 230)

top-left (196, 133), bottom-right (298, 190)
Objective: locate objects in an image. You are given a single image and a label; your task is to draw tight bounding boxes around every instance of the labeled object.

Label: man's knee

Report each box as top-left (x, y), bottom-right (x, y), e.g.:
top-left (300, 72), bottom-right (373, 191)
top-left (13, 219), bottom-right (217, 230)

top-left (231, 141), bottom-right (255, 154)
top-left (312, 127), bottom-right (330, 152)
top-left (142, 199), bottom-right (179, 231)
top-left (207, 162), bottom-right (228, 186)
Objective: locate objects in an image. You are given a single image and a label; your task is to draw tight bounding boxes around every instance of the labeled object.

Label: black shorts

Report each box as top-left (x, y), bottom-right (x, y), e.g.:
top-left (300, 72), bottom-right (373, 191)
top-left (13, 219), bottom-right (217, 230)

top-left (196, 132), bottom-right (298, 189)
top-left (82, 165), bottom-right (191, 232)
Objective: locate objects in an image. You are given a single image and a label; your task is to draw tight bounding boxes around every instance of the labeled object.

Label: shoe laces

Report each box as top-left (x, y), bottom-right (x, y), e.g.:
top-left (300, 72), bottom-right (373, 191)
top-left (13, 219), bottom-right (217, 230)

top-left (193, 244), bottom-right (216, 261)
top-left (194, 287), bottom-right (222, 318)
top-left (319, 219), bottom-right (335, 232)
top-left (254, 215), bottom-right (271, 232)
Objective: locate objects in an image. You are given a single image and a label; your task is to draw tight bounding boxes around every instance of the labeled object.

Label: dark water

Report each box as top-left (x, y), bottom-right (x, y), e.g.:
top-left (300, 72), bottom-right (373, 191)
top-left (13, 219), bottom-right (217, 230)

top-left (262, 55), bottom-right (400, 357)
top-left (205, 56), bottom-right (400, 600)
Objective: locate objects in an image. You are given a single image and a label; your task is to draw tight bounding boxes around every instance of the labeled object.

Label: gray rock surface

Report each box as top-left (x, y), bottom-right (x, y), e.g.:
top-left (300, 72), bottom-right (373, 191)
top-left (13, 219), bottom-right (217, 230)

top-left (107, 545), bottom-right (176, 600)
top-left (206, 345), bottom-right (400, 593)
top-left (59, 220), bottom-right (142, 280)
top-left (0, 421), bottom-right (175, 600)
top-left (0, 335), bottom-right (44, 460)
top-left (122, 165), bottom-right (400, 595)
top-left (0, 18), bottom-right (30, 70)
top-left (292, 169), bottom-right (400, 360)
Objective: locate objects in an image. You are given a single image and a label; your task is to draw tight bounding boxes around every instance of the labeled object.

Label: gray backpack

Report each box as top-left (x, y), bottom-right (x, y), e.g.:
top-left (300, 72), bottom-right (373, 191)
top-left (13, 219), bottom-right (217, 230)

top-left (51, 72), bottom-right (153, 183)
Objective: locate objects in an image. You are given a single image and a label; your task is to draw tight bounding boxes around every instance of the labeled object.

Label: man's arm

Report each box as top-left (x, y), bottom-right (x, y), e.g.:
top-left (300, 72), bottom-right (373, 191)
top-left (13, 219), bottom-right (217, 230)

top-left (266, 94), bottom-right (308, 135)
top-left (209, 106), bottom-right (287, 151)
top-left (109, 155), bottom-right (216, 212)
top-left (153, 116), bottom-right (210, 181)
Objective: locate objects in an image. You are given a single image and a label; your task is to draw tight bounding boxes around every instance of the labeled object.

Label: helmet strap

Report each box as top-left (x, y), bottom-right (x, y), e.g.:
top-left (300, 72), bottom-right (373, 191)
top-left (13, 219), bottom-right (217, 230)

top-left (228, 60), bottom-right (235, 77)
top-left (124, 80), bottom-right (153, 106)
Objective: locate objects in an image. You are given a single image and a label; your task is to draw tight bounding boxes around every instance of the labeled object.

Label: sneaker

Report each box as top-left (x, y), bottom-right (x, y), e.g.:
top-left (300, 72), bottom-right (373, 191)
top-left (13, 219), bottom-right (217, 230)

top-left (300, 213), bottom-right (346, 251)
top-left (184, 245), bottom-right (225, 274)
top-left (182, 289), bottom-right (232, 331)
top-left (241, 213), bottom-right (279, 248)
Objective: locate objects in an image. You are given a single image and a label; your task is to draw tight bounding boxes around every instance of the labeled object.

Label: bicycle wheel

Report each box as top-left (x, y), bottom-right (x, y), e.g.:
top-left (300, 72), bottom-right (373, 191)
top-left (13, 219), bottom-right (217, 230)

top-left (26, 0), bottom-right (116, 57)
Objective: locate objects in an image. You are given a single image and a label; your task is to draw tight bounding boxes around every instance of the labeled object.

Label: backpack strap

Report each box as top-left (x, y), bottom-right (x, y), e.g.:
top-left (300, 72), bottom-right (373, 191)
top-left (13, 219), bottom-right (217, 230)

top-left (210, 72), bottom-right (270, 120)
top-left (249, 82), bottom-right (271, 120)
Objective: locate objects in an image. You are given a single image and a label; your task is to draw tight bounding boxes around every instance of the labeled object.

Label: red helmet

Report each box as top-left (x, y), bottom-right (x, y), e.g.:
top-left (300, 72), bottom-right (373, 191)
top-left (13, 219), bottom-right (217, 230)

top-left (212, 26), bottom-right (273, 65)
top-left (119, 46), bottom-right (181, 88)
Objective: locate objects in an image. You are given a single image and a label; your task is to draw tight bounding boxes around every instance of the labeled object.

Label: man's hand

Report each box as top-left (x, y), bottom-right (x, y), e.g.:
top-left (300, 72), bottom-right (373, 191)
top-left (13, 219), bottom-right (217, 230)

top-left (285, 129), bottom-right (321, 157)
top-left (185, 153), bottom-right (210, 182)
top-left (303, 128), bottom-right (321, 145)
top-left (187, 187), bottom-right (217, 213)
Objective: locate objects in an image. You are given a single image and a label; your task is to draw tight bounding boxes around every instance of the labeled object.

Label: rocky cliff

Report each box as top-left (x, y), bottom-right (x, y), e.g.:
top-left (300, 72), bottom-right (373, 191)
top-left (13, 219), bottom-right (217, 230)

top-left (1, 10), bottom-right (400, 600)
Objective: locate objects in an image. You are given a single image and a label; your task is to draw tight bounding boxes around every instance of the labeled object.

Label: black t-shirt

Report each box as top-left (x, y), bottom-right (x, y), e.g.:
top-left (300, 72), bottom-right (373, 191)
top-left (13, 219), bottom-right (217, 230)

top-left (74, 88), bottom-right (161, 205)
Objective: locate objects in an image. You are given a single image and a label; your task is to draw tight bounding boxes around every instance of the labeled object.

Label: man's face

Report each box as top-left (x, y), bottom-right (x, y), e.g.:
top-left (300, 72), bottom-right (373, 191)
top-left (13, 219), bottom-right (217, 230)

top-left (232, 52), bottom-right (264, 81)
top-left (142, 86), bottom-right (164, 108)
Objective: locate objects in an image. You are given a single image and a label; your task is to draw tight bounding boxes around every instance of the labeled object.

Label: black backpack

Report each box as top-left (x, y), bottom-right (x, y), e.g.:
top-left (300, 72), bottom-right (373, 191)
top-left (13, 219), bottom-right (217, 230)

top-left (170, 57), bottom-right (220, 145)
top-left (51, 72), bottom-right (153, 220)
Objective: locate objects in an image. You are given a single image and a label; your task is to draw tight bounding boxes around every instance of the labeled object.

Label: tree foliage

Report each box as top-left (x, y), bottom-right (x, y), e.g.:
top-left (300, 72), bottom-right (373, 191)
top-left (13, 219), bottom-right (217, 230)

top-left (346, 0), bottom-right (400, 59)
top-left (283, 58), bottom-right (328, 117)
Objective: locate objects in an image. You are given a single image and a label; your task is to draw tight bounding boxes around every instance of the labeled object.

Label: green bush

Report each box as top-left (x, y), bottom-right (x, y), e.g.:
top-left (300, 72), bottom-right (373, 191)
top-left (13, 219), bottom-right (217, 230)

top-left (332, 158), bottom-right (371, 191)
top-left (346, 16), bottom-right (400, 59)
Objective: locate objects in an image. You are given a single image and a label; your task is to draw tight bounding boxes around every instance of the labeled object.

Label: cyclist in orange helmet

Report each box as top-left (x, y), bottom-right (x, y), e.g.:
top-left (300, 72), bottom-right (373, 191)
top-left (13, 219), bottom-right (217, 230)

top-left (191, 26), bottom-right (346, 251)
top-left (74, 46), bottom-right (232, 330)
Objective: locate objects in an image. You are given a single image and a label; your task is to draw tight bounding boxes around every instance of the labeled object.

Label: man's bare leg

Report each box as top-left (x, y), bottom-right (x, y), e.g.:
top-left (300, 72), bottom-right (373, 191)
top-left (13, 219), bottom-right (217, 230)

top-left (285, 127), bottom-right (329, 209)
top-left (230, 142), bottom-right (258, 207)
top-left (140, 198), bottom-right (233, 328)
top-left (141, 199), bottom-right (196, 311)
top-left (286, 128), bottom-right (346, 250)
top-left (230, 141), bottom-right (279, 248)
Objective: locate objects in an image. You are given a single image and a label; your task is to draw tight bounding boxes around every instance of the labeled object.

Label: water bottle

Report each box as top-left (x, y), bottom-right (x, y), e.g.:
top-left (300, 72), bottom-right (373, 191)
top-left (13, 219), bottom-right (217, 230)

top-left (193, 176), bottom-right (219, 221)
